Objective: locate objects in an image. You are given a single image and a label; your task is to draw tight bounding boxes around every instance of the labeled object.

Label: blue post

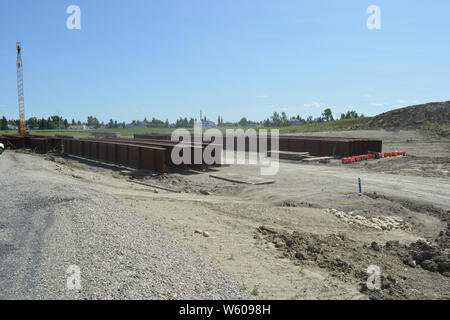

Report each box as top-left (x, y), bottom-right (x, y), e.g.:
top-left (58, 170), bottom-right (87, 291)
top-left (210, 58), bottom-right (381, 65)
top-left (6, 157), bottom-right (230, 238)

top-left (358, 178), bottom-right (362, 196)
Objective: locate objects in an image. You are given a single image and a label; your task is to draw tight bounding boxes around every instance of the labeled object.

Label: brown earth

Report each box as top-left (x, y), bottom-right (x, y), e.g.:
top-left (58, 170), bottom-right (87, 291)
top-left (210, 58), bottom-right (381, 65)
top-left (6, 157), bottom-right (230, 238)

top-left (15, 129), bottom-right (450, 300)
top-left (359, 101), bottom-right (450, 134)
top-left (256, 225), bottom-right (449, 300)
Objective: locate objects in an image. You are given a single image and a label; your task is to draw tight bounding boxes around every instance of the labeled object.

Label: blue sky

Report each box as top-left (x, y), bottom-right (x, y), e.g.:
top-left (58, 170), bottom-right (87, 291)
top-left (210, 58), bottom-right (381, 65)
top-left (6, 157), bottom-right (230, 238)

top-left (1, 0), bottom-right (449, 123)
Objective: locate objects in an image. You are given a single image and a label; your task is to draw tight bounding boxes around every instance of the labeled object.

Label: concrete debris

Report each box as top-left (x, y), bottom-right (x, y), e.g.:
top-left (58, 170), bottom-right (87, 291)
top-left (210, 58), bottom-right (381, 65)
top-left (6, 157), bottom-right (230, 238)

top-left (194, 229), bottom-right (210, 237)
top-left (325, 208), bottom-right (410, 231)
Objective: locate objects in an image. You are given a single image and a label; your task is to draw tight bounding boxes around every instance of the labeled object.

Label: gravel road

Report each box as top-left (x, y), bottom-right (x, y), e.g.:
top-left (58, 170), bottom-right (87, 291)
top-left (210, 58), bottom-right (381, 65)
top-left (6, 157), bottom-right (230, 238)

top-left (0, 151), bottom-right (248, 299)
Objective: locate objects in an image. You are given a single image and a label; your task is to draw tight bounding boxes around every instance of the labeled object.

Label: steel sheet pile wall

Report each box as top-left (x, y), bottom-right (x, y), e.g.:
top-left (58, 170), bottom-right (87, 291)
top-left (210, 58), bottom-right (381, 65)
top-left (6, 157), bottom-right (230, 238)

top-left (134, 134), bottom-right (172, 141)
top-left (28, 137), bottom-right (48, 154)
top-left (93, 137), bottom-right (210, 167)
top-left (0, 135), bottom-right (25, 149)
top-left (134, 133), bottom-right (381, 157)
top-left (0, 135), bottom-right (63, 153)
top-left (61, 137), bottom-right (217, 171)
top-left (0, 133), bottom-right (381, 168)
top-left (280, 136), bottom-right (382, 156)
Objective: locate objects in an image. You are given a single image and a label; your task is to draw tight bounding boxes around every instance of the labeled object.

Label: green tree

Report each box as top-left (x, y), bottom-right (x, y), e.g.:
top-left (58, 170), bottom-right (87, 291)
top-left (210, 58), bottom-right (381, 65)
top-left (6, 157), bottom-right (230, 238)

top-left (322, 108), bottom-right (334, 122)
top-left (239, 117), bottom-right (248, 127)
top-left (1, 116), bottom-right (8, 130)
top-left (341, 110), bottom-right (359, 119)
top-left (87, 116), bottom-right (100, 128)
top-left (26, 117), bottom-right (39, 128)
top-left (281, 112), bottom-right (288, 126)
top-left (271, 112), bottom-right (282, 127)
top-left (46, 117), bottom-right (53, 129)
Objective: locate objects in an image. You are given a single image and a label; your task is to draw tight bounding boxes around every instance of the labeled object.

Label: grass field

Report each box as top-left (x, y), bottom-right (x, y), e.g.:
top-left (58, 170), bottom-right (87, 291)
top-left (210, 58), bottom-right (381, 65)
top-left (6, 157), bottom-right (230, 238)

top-left (274, 117), bottom-right (368, 133)
top-left (0, 118), bottom-right (369, 137)
top-left (0, 127), bottom-right (175, 137)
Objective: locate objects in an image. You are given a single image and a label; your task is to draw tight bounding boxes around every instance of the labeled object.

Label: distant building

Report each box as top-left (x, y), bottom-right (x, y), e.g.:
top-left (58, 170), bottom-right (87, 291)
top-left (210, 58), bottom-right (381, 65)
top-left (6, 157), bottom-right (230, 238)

top-left (247, 123), bottom-right (263, 128)
top-left (202, 120), bottom-right (216, 128)
top-left (7, 124), bottom-right (18, 130)
top-left (289, 119), bottom-right (301, 126)
top-left (68, 125), bottom-right (89, 130)
top-left (126, 123), bottom-right (147, 129)
top-left (26, 125), bottom-right (39, 131)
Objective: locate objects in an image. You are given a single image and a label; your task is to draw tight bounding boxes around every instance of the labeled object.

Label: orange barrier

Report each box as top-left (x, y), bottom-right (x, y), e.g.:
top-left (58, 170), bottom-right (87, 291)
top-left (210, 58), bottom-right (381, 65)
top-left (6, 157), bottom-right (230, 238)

top-left (342, 152), bottom-right (406, 164)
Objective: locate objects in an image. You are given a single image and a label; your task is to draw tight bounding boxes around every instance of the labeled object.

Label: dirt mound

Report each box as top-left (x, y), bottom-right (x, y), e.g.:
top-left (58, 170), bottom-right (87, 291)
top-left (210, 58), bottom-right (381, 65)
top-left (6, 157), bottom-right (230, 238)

top-left (256, 226), bottom-right (450, 300)
top-left (351, 155), bottom-right (450, 178)
top-left (364, 192), bottom-right (450, 225)
top-left (364, 101), bottom-right (450, 132)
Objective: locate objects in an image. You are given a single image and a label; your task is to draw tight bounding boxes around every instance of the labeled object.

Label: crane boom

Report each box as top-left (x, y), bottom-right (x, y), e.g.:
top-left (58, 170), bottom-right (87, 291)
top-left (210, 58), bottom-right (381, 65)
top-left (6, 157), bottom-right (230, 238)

top-left (16, 41), bottom-right (26, 136)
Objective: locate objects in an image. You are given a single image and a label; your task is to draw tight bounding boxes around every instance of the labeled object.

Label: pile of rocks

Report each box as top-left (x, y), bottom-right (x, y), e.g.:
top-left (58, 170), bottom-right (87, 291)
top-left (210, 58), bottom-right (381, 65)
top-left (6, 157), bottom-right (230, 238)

top-left (325, 208), bottom-right (410, 231)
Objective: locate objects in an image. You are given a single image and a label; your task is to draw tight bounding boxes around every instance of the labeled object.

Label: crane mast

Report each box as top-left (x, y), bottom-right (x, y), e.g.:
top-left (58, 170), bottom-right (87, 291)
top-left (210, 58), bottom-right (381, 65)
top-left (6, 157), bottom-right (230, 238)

top-left (16, 41), bottom-right (26, 136)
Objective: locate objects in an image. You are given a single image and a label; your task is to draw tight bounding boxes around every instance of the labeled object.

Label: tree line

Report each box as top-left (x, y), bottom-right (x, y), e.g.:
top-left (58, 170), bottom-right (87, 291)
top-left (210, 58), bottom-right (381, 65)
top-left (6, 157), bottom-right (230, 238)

top-left (249, 108), bottom-right (364, 127)
top-left (0, 108), bottom-right (364, 131)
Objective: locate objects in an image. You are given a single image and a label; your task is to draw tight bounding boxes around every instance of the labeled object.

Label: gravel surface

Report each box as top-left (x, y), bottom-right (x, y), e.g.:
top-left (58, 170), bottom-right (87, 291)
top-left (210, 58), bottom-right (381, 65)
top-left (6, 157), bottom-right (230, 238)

top-left (0, 151), bottom-right (248, 299)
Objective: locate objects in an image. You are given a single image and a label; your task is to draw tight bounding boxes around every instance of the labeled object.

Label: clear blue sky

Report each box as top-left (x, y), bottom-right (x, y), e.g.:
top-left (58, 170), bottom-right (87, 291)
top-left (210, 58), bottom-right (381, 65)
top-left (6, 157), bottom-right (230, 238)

top-left (1, 0), bottom-right (449, 123)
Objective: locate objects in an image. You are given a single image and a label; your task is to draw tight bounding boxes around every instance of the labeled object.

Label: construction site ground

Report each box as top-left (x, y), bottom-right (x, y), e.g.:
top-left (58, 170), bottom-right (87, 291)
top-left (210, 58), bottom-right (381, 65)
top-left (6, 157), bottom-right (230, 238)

top-left (4, 129), bottom-right (449, 299)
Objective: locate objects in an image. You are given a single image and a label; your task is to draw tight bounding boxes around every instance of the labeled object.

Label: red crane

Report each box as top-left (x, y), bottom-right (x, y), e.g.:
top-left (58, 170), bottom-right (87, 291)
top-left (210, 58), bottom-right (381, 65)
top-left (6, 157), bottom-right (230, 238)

top-left (16, 41), bottom-right (26, 136)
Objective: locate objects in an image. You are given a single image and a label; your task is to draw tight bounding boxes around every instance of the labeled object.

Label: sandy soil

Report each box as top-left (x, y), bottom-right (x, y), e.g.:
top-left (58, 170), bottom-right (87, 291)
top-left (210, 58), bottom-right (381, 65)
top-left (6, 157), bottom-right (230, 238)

top-left (23, 129), bottom-right (449, 300)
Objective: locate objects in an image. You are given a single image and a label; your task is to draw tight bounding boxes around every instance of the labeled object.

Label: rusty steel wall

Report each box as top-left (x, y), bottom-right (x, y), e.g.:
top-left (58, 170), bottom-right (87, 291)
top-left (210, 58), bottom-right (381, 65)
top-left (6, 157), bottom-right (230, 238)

top-left (65, 139), bottom-right (72, 154)
top-left (134, 134), bottom-right (171, 141)
top-left (127, 145), bottom-right (141, 168)
top-left (90, 141), bottom-right (99, 159)
top-left (133, 133), bottom-right (381, 157)
top-left (28, 137), bottom-right (48, 154)
top-left (1, 134), bottom-right (382, 159)
top-left (60, 138), bottom-right (171, 172)
top-left (140, 147), bottom-right (167, 171)
top-left (140, 147), bottom-right (155, 170)
top-left (154, 149), bottom-right (166, 171)
top-left (117, 144), bottom-right (128, 165)
top-left (0, 135), bottom-right (25, 149)
top-left (107, 143), bottom-right (117, 163)
top-left (80, 141), bottom-right (88, 157)
top-left (72, 140), bottom-right (80, 156)
top-left (98, 142), bottom-right (108, 161)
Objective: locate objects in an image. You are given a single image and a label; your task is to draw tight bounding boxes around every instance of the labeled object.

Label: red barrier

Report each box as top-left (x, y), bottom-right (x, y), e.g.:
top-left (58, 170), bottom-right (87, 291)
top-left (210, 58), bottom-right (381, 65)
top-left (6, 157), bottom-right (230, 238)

top-left (342, 151), bottom-right (406, 165)
top-left (342, 157), bottom-right (358, 164)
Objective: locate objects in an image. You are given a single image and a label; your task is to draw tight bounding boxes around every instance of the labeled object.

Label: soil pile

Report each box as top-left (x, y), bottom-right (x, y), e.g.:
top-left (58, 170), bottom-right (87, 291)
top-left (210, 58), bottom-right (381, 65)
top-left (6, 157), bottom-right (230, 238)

top-left (364, 101), bottom-right (450, 131)
top-left (256, 226), bottom-right (450, 299)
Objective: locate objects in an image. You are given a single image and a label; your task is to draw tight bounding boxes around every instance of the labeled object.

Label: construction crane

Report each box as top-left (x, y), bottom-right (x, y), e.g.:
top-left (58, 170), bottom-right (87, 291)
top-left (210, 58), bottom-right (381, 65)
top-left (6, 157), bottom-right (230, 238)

top-left (16, 41), bottom-right (27, 136)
